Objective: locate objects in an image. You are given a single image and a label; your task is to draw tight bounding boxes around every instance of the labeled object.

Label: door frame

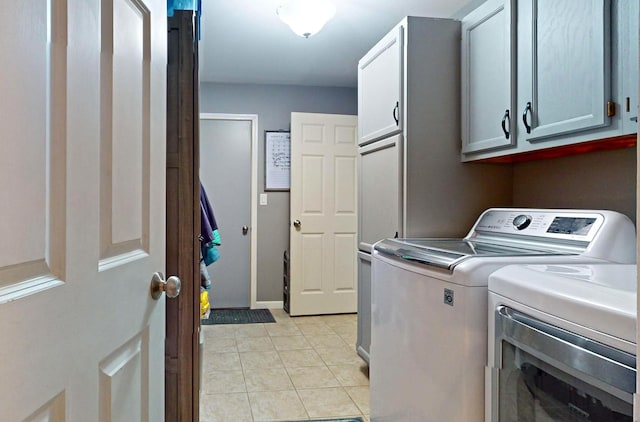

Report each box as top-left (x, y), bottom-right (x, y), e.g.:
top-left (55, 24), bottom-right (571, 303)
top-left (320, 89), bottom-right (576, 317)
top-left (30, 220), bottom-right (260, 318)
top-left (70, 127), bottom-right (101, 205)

top-left (199, 113), bottom-right (259, 308)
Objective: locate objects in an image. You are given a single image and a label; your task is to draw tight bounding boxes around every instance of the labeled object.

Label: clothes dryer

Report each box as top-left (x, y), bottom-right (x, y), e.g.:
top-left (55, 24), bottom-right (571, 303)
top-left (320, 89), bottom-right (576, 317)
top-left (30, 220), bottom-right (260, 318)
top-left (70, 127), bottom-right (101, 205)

top-left (487, 263), bottom-right (636, 421)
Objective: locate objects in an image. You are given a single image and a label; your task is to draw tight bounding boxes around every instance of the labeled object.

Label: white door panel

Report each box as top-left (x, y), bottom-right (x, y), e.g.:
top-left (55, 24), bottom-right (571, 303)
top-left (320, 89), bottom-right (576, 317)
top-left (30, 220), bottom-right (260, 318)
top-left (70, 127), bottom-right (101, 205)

top-left (290, 113), bottom-right (358, 316)
top-left (0, 0), bottom-right (167, 419)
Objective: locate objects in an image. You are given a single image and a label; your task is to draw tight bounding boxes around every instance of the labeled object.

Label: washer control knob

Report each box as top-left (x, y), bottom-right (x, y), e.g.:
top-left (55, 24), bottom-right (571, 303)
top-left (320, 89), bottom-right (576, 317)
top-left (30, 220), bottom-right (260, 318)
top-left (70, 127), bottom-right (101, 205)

top-left (513, 214), bottom-right (532, 230)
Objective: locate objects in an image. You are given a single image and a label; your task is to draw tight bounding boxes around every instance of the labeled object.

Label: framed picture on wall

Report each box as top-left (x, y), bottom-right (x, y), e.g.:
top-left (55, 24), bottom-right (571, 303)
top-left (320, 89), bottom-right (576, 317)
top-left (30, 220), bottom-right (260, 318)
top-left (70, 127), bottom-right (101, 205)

top-left (265, 130), bottom-right (291, 191)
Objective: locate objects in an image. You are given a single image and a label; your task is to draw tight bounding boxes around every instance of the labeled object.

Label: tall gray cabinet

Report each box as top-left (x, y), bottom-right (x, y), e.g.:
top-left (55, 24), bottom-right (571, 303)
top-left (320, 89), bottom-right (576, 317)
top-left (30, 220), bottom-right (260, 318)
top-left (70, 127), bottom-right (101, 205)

top-left (356, 16), bottom-right (512, 363)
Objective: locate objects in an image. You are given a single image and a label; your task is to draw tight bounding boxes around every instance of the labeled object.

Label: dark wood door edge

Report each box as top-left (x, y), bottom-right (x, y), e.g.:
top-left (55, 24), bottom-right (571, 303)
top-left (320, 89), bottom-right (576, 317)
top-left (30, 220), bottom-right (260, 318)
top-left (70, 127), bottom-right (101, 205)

top-left (166, 10), bottom-right (200, 422)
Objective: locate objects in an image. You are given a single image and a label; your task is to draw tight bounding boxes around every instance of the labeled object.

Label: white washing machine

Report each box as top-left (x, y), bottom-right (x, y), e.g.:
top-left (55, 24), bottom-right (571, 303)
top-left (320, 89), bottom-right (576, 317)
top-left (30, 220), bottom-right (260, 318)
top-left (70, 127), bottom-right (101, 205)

top-left (487, 263), bottom-right (637, 421)
top-left (370, 208), bottom-right (635, 422)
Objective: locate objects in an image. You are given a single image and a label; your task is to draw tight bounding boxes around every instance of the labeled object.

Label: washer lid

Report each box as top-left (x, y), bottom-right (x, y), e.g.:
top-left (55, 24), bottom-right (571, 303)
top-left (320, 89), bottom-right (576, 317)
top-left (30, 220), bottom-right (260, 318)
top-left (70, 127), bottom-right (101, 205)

top-left (374, 238), bottom-right (571, 271)
top-left (489, 264), bottom-right (637, 344)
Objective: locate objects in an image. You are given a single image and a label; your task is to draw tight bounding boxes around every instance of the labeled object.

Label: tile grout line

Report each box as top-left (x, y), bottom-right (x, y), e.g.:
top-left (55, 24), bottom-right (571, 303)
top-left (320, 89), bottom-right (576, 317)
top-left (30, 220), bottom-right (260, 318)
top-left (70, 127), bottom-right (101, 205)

top-left (288, 364), bottom-right (312, 421)
top-left (233, 324), bottom-right (255, 422)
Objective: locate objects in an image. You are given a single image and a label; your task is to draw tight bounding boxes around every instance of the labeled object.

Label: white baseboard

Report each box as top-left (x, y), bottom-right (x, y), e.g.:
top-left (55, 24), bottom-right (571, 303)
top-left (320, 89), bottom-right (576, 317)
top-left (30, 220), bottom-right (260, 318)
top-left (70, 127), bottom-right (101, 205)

top-left (253, 301), bottom-right (283, 309)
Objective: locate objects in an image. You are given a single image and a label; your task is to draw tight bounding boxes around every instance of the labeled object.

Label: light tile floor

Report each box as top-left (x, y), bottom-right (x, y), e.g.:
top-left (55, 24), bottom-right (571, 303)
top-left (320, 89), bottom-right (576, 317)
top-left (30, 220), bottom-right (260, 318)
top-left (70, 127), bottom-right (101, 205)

top-left (200, 309), bottom-right (370, 422)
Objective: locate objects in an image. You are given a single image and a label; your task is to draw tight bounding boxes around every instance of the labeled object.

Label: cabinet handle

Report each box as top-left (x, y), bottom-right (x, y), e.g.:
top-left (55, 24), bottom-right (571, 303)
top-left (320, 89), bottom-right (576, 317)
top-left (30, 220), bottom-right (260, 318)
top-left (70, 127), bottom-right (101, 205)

top-left (501, 109), bottom-right (510, 139)
top-left (393, 102), bottom-right (399, 126)
top-left (522, 102), bottom-right (532, 134)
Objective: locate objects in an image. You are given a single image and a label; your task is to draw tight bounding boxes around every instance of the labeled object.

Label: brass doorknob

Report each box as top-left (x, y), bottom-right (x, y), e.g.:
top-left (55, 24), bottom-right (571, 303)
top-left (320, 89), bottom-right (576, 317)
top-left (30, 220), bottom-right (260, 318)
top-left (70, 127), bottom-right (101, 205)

top-left (293, 219), bottom-right (302, 229)
top-left (150, 272), bottom-right (181, 300)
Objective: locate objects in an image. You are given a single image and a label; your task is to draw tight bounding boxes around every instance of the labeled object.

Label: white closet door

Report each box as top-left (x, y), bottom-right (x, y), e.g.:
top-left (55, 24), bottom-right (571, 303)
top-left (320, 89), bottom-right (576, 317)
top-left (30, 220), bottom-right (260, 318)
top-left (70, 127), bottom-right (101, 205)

top-left (0, 0), bottom-right (168, 419)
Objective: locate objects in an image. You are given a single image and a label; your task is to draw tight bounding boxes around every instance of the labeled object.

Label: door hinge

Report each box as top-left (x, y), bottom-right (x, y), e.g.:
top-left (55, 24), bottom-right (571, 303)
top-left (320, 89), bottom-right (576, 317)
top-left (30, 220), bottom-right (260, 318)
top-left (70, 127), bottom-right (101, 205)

top-left (607, 101), bottom-right (616, 117)
top-left (626, 97), bottom-right (631, 113)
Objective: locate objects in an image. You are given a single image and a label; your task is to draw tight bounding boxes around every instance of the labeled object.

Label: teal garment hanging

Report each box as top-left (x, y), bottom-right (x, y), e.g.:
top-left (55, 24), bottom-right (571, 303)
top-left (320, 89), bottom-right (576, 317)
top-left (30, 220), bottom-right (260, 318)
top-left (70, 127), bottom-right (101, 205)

top-left (167, 0), bottom-right (202, 39)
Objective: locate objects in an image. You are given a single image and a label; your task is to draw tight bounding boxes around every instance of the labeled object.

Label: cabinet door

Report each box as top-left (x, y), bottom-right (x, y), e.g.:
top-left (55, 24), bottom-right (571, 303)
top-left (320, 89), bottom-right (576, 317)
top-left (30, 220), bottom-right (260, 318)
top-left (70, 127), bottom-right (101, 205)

top-left (517, 0), bottom-right (611, 142)
top-left (358, 26), bottom-right (403, 145)
top-left (358, 135), bottom-right (402, 251)
top-left (619, 0), bottom-right (638, 134)
top-left (461, 0), bottom-right (516, 154)
top-left (356, 251), bottom-right (371, 364)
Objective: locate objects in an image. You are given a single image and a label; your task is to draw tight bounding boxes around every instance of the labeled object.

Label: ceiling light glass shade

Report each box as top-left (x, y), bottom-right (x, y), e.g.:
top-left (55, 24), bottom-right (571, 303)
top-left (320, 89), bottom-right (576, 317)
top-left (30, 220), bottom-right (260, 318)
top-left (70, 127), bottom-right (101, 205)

top-left (276, 0), bottom-right (336, 38)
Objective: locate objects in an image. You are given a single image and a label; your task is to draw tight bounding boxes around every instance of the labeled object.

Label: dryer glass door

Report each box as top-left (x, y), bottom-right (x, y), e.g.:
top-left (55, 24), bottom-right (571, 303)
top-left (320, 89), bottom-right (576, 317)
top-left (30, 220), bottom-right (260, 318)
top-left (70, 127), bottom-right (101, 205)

top-left (494, 307), bottom-right (635, 421)
top-left (498, 343), bottom-right (633, 421)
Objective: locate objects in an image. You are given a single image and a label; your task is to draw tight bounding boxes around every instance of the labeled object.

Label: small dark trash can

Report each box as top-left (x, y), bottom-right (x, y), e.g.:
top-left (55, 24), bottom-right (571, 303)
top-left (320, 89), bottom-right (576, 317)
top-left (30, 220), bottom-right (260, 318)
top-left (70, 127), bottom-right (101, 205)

top-left (283, 250), bottom-right (290, 313)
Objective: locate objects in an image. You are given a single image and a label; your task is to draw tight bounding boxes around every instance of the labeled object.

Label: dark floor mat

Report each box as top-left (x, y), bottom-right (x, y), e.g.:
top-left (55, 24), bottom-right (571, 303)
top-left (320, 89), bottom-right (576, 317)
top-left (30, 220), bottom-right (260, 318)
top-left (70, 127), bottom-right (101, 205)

top-left (201, 308), bottom-right (276, 325)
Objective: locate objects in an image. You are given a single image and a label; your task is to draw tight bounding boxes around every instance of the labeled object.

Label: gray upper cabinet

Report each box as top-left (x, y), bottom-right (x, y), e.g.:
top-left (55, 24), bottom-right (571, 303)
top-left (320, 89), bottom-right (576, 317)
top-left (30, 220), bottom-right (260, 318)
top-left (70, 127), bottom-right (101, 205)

top-left (461, 0), bottom-right (516, 154)
top-left (357, 26), bottom-right (403, 146)
top-left (619, 0), bottom-right (639, 134)
top-left (462, 0), bottom-right (636, 162)
top-left (517, 0), bottom-right (610, 143)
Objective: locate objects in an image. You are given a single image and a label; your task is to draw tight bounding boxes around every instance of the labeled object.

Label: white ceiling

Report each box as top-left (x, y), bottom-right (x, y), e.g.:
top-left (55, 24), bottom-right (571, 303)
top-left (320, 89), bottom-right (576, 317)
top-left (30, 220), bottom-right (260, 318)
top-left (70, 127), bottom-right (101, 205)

top-left (198, 0), bottom-right (483, 88)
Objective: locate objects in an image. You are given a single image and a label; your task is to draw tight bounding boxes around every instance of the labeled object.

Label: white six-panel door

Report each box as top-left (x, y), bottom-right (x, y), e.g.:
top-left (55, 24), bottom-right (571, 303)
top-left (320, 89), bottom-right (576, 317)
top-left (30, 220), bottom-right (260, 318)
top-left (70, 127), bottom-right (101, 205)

top-left (290, 113), bottom-right (358, 316)
top-left (0, 0), bottom-right (167, 419)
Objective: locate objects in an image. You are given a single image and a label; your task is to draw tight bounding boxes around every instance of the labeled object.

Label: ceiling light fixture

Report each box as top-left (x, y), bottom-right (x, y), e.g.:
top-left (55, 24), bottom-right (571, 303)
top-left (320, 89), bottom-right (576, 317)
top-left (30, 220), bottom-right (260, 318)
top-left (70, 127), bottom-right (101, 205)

top-left (276, 0), bottom-right (336, 38)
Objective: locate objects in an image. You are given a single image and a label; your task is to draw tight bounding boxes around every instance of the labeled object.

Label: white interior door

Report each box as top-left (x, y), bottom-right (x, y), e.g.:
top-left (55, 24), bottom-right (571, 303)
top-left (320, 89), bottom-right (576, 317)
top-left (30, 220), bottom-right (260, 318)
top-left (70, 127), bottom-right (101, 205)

top-left (199, 114), bottom-right (258, 309)
top-left (290, 112), bottom-right (358, 316)
top-left (0, 0), bottom-right (168, 419)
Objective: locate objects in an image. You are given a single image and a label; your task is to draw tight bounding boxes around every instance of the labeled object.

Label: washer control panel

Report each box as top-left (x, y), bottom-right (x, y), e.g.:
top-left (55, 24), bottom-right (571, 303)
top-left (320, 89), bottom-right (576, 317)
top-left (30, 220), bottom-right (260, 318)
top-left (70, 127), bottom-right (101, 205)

top-left (473, 209), bottom-right (605, 242)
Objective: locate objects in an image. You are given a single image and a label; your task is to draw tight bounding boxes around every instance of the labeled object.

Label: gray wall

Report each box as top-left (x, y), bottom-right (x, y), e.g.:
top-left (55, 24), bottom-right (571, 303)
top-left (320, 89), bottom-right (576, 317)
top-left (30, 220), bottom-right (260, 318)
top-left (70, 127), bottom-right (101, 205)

top-left (200, 82), bottom-right (357, 302)
top-left (512, 147), bottom-right (637, 224)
